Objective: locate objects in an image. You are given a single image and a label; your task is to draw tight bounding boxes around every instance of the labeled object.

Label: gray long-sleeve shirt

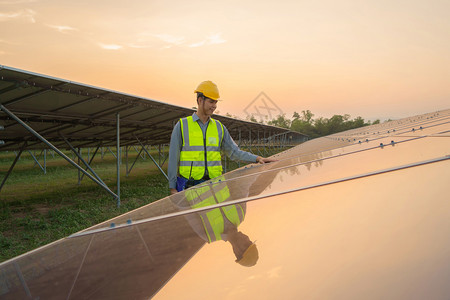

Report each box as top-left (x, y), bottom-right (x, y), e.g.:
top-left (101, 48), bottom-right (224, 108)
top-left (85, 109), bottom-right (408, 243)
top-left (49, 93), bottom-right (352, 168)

top-left (168, 113), bottom-right (258, 189)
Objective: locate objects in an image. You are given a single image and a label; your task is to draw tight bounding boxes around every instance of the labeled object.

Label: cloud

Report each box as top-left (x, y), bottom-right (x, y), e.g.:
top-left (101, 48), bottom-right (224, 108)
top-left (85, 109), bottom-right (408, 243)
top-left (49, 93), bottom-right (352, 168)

top-left (98, 43), bottom-right (123, 50)
top-left (128, 32), bottom-right (226, 50)
top-left (153, 34), bottom-right (185, 46)
top-left (46, 24), bottom-right (78, 34)
top-left (207, 33), bottom-right (226, 45)
top-left (0, 9), bottom-right (36, 23)
top-left (127, 33), bottom-right (185, 49)
top-left (189, 41), bottom-right (205, 48)
top-left (189, 33), bottom-right (226, 48)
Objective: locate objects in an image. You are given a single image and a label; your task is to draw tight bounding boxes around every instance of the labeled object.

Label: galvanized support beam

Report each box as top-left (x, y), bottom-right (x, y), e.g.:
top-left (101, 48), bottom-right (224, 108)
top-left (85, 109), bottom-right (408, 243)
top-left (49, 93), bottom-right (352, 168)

top-left (238, 128), bottom-right (241, 168)
top-left (249, 128), bottom-right (252, 154)
top-left (0, 104), bottom-right (118, 200)
top-left (126, 145), bottom-right (144, 177)
top-left (133, 145), bottom-right (146, 159)
top-left (78, 145), bottom-right (102, 182)
top-left (28, 150), bottom-right (46, 174)
top-left (0, 142), bottom-right (27, 193)
top-left (116, 113), bottom-right (121, 207)
top-left (158, 144), bottom-right (162, 165)
top-left (107, 147), bottom-right (117, 159)
top-left (135, 136), bottom-right (168, 181)
top-left (160, 150), bottom-right (169, 167)
top-left (63, 138), bottom-right (108, 189)
top-left (77, 148), bottom-right (81, 185)
top-left (0, 125), bottom-right (4, 145)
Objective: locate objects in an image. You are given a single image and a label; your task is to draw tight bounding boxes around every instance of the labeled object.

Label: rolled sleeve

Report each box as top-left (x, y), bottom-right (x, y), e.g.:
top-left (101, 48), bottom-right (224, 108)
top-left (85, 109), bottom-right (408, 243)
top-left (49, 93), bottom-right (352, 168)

top-left (221, 126), bottom-right (258, 162)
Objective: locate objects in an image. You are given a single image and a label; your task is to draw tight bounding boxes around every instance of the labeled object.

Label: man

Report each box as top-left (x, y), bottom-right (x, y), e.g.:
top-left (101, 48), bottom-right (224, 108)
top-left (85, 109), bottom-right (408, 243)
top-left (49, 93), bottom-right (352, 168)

top-left (168, 80), bottom-right (276, 195)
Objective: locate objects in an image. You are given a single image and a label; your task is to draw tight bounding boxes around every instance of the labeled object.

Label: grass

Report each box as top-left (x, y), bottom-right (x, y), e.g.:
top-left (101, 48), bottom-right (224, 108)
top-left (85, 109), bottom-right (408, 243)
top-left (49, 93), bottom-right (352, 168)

top-left (0, 145), bottom-right (289, 262)
top-left (0, 149), bottom-right (170, 262)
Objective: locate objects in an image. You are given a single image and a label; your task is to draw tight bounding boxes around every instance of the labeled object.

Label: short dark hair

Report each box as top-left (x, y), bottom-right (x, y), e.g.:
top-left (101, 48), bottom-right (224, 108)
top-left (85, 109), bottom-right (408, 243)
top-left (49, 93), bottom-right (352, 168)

top-left (196, 92), bottom-right (204, 104)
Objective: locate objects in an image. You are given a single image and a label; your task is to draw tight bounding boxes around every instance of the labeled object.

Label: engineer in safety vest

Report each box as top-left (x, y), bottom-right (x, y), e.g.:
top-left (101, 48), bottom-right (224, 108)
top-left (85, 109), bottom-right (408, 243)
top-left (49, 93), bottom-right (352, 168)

top-left (168, 80), bottom-right (276, 195)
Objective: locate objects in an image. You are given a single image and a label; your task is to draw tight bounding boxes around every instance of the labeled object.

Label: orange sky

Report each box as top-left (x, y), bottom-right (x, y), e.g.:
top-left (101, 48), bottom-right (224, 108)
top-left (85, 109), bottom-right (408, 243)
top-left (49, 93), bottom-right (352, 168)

top-left (1, 0), bottom-right (449, 121)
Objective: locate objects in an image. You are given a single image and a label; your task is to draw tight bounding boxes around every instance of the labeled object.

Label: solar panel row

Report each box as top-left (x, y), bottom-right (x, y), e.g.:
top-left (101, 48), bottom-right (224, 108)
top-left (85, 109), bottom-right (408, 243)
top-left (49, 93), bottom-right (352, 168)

top-left (0, 65), bottom-right (294, 151)
top-left (0, 108), bottom-right (448, 299)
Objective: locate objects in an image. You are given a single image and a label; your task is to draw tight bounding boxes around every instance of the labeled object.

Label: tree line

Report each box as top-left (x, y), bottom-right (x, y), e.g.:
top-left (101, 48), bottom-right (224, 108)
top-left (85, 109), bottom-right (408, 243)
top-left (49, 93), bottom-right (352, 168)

top-left (242, 110), bottom-right (382, 138)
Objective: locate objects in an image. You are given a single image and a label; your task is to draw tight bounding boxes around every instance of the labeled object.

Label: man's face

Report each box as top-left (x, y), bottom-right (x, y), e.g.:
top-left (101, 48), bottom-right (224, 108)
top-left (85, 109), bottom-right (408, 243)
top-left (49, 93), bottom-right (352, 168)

top-left (200, 96), bottom-right (218, 116)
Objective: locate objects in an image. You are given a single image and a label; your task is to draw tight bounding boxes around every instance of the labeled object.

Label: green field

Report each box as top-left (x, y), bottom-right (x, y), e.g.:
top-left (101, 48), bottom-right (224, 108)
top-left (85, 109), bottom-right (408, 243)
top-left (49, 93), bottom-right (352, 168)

top-left (0, 148), bottom-right (170, 262)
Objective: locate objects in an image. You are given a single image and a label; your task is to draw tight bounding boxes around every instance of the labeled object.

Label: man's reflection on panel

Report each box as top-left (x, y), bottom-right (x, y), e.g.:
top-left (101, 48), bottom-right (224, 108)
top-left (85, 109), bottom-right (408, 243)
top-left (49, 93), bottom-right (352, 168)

top-left (171, 175), bottom-right (259, 267)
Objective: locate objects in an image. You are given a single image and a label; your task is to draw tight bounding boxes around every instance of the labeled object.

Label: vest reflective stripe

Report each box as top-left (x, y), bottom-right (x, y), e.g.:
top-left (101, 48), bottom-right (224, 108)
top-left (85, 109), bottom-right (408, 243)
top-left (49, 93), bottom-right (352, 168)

top-left (185, 179), bottom-right (244, 243)
top-left (179, 160), bottom-right (222, 167)
top-left (179, 116), bottom-right (224, 180)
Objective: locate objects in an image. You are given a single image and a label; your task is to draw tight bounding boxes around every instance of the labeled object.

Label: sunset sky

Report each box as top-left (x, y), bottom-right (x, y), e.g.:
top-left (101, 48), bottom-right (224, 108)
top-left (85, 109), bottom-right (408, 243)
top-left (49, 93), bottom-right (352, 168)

top-left (1, 0), bottom-right (449, 122)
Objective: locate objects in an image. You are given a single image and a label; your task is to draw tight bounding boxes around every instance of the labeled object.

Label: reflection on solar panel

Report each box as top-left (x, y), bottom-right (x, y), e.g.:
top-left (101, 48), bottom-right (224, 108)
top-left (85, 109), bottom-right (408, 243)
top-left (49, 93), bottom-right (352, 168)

top-left (0, 107), bottom-right (448, 299)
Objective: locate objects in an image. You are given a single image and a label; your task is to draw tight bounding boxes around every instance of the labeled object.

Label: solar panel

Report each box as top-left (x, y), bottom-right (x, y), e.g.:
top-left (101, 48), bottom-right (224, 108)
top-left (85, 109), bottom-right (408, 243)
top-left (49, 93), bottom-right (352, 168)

top-left (0, 100), bottom-right (448, 297)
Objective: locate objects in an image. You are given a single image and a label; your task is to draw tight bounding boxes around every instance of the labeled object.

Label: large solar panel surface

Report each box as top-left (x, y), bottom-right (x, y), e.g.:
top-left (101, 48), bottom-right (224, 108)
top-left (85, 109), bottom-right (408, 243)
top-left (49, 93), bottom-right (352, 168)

top-left (0, 109), bottom-right (448, 299)
top-left (0, 65), bottom-right (291, 151)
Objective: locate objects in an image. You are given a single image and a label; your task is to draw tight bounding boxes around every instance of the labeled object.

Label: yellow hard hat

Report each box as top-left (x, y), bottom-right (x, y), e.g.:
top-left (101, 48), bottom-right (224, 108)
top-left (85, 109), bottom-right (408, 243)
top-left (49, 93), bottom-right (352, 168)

top-left (236, 243), bottom-right (259, 267)
top-left (194, 80), bottom-right (221, 101)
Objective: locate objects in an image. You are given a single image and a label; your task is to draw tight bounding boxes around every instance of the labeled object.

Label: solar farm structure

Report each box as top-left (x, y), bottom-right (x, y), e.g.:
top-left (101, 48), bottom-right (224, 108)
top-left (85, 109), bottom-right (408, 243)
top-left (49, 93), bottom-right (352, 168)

top-left (0, 102), bottom-right (448, 299)
top-left (0, 65), bottom-right (304, 204)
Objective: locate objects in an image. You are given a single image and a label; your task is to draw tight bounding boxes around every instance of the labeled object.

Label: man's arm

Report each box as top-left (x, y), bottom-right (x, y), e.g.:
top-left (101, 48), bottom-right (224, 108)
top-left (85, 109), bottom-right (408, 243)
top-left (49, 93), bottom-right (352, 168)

top-left (221, 126), bottom-right (277, 164)
top-left (168, 121), bottom-right (182, 194)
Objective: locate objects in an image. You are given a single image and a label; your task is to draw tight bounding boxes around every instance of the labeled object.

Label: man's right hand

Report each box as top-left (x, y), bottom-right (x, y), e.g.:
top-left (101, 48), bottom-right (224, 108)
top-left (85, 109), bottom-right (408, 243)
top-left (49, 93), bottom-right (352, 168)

top-left (170, 188), bottom-right (178, 195)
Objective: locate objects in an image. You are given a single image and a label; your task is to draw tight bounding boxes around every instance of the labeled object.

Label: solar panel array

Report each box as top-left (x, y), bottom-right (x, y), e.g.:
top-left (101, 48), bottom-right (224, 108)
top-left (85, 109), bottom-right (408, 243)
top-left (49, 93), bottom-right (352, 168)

top-left (0, 65), bottom-right (292, 151)
top-left (0, 108), bottom-right (448, 299)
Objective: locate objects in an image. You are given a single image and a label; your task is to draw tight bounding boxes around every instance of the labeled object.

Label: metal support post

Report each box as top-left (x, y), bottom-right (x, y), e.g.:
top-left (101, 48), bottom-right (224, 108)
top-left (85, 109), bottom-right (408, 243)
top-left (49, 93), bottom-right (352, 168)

top-left (28, 150), bottom-right (45, 173)
top-left (249, 129), bottom-right (252, 154)
top-left (126, 145), bottom-right (145, 176)
top-left (107, 147), bottom-right (117, 159)
top-left (77, 148), bottom-right (81, 185)
top-left (31, 149), bottom-right (44, 167)
top-left (125, 145), bottom-right (129, 177)
top-left (133, 145), bottom-right (145, 159)
top-left (238, 128), bottom-right (241, 168)
top-left (63, 139), bottom-right (108, 188)
top-left (264, 131), bottom-right (267, 156)
top-left (158, 144), bottom-right (161, 165)
top-left (0, 142), bottom-right (27, 193)
top-left (78, 145), bottom-right (102, 182)
top-left (135, 137), bottom-right (168, 180)
top-left (0, 104), bottom-right (118, 200)
top-left (116, 113), bottom-right (121, 207)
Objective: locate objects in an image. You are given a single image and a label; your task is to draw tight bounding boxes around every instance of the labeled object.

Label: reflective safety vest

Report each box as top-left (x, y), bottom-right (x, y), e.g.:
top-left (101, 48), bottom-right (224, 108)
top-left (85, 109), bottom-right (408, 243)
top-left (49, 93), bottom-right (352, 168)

top-left (179, 116), bottom-right (224, 180)
top-left (185, 178), bottom-right (245, 243)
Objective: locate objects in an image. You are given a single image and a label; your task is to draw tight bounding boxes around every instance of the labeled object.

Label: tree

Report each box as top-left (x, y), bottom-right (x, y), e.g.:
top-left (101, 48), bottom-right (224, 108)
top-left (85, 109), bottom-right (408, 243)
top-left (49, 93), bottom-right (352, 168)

top-left (246, 114), bottom-right (263, 123)
top-left (291, 110), bottom-right (316, 136)
top-left (267, 114), bottom-right (291, 129)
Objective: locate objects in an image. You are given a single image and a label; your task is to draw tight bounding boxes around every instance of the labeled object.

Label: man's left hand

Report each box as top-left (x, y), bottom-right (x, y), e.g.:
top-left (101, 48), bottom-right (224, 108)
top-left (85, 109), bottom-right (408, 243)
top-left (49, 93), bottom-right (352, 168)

top-left (256, 156), bottom-right (278, 164)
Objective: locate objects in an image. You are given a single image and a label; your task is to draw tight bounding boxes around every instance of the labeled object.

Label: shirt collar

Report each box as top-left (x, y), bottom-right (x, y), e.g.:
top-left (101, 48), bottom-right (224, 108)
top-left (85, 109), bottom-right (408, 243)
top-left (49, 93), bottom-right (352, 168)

top-left (192, 112), bottom-right (210, 124)
top-left (192, 112), bottom-right (200, 122)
